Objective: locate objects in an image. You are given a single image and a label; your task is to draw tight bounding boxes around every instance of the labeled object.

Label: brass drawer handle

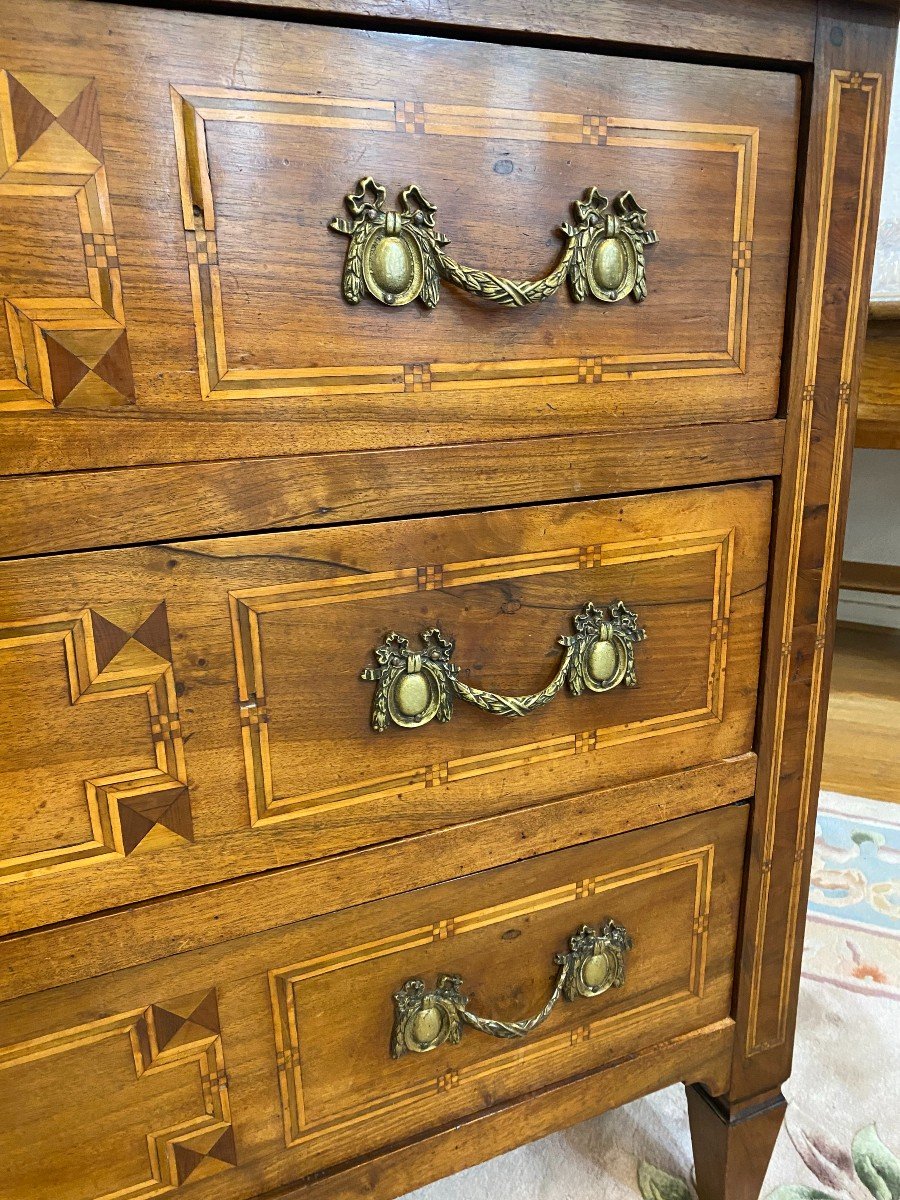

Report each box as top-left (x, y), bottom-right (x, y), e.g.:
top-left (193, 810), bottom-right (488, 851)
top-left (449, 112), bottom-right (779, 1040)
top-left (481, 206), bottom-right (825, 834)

top-left (391, 919), bottom-right (633, 1057)
top-left (330, 178), bottom-right (658, 309)
top-left (361, 600), bottom-right (645, 733)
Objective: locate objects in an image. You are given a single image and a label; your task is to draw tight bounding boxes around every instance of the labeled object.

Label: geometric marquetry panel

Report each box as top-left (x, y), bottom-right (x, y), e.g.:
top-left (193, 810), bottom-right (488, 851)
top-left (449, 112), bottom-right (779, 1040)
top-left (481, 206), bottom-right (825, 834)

top-left (0, 987), bottom-right (234, 1198)
top-left (172, 85), bottom-right (757, 402)
top-left (0, 600), bottom-right (191, 881)
top-left (744, 68), bottom-right (886, 1061)
top-left (231, 526), bottom-right (734, 828)
top-left (270, 842), bottom-right (715, 1151)
top-left (0, 481), bottom-right (768, 934)
top-left (0, 69), bottom-right (134, 411)
top-left (0, 807), bottom-right (743, 1195)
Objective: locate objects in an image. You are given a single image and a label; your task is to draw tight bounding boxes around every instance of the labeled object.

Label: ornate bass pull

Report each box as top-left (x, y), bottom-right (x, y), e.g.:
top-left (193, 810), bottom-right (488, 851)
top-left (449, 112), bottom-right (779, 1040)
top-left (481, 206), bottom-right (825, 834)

top-left (330, 178), bottom-right (658, 309)
top-left (361, 600), bottom-right (645, 733)
top-left (391, 919), bottom-right (633, 1057)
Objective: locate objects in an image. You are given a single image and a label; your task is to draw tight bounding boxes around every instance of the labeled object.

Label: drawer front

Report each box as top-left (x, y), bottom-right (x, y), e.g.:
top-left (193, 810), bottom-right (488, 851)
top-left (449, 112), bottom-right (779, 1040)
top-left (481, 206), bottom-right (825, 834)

top-left (0, 805), bottom-right (747, 1197)
top-left (1, 482), bottom-right (777, 931)
top-left (1, 0), bottom-right (798, 474)
top-left (0, 482), bottom-right (770, 932)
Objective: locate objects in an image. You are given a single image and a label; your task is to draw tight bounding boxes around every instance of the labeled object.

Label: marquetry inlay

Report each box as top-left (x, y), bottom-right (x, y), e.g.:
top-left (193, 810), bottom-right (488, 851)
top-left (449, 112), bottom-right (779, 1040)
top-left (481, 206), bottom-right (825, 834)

top-left (746, 68), bottom-right (883, 1056)
top-left (0, 988), bottom-right (234, 1198)
top-left (171, 85), bottom-right (758, 402)
top-left (269, 843), bottom-right (714, 1149)
top-left (230, 528), bottom-right (734, 827)
top-left (0, 70), bottom-right (134, 411)
top-left (0, 601), bottom-right (192, 882)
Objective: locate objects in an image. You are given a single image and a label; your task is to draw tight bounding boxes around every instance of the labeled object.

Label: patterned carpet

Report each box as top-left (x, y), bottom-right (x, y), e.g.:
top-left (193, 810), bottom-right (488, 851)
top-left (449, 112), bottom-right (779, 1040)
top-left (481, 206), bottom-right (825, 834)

top-left (408, 792), bottom-right (900, 1200)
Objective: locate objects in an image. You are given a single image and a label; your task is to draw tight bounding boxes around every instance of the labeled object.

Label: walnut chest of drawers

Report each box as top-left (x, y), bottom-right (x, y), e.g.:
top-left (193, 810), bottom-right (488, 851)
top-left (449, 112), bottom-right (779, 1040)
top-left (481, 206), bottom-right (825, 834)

top-left (0, 2), bottom-right (896, 1199)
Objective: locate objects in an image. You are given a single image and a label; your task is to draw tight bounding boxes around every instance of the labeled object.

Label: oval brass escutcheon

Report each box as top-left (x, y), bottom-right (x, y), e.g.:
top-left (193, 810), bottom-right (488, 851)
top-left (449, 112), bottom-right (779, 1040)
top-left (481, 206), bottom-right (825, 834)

top-left (371, 235), bottom-right (414, 293)
top-left (385, 661), bottom-right (443, 729)
top-left (582, 631), bottom-right (628, 692)
top-left (407, 1000), bottom-right (450, 1052)
top-left (592, 236), bottom-right (628, 291)
top-left (588, 638), bottom-right (618, 682)
top-left (394, 670), bottom-right (431, 718)
top-left (587, 231), bottom-right (638, 302)
top-left (362, 229), bottom-right (424, 306)
top-left (579, 950), bottom-right (614, 995)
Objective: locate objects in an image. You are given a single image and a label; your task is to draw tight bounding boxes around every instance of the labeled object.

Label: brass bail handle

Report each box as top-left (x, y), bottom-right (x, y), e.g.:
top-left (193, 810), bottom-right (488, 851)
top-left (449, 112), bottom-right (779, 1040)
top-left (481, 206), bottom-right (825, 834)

top-left (330, 178), bottom-right (659, 309)
top-left (361, 600), bottom-right (646, 733)
top-left (391, 919), bottom-right (634, 1057)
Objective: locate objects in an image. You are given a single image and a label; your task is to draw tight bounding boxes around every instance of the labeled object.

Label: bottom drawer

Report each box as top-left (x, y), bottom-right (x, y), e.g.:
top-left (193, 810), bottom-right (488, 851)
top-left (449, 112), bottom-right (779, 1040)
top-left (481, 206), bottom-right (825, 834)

top-left (0, 805), bottom-right (747, 1199)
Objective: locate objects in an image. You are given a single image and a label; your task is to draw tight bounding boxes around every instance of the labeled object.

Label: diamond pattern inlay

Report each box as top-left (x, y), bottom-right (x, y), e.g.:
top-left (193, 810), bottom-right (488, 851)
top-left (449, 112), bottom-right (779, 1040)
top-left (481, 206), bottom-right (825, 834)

top-left (0, 69), bottom-right (135, 411)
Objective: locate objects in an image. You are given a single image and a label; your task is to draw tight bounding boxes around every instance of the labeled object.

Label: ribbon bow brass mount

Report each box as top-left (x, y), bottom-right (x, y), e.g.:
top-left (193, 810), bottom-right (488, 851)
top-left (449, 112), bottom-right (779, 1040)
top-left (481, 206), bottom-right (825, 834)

top-left (329, 178), bottom-right (659, 308)
top-left (391, 919), bottom-right (633, 1057)
top-left (361, 600), bottom-right (646, 733)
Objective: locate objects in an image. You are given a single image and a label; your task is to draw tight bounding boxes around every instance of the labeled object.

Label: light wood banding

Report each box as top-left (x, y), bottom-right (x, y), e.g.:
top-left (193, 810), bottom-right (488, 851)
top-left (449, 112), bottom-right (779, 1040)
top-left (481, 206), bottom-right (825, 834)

top-left (0, 483), bottom-right (769, 935)
top-left (0, 1), bottom-right (799, 474)
top-left (0, 807), bottom-right (746, 1195)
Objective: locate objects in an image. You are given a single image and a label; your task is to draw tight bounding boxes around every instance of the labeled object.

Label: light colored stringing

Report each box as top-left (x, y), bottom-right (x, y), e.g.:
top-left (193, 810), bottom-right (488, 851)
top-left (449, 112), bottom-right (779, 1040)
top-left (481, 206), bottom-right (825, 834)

top-left (171, 84), bottom-right (757, 400)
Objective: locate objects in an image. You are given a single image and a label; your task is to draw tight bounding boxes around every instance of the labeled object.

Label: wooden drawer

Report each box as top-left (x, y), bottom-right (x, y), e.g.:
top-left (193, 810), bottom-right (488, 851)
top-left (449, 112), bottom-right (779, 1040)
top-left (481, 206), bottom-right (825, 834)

top-left (0, 481), bottom-right (770, 933)
top-left (0, 0), bottom-right (799, 475)
top-left (0, 805), bottom-right (747, 1198)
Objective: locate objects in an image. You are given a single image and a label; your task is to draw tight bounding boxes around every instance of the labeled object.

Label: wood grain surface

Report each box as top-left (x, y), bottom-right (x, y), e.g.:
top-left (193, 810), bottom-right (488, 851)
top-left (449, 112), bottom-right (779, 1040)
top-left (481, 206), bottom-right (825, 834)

top-left (285, 1019), bottom-right (735, 1200)
top-left (0, 419), bottom-right (785, 558)
top-left (840, 560), bottom-right (900, 594)
top-left (687, 1087), bottom-right (787, 1200)
top-left (726, 0), bottom-right (898, 1106)
top-left (857, 315), bottom-right (900, 447)
top-left (0, 482), bottom-right (770, 935)
top-left (0, 754), bottom-right (757, 1003)
top-left (153, 0), bottom-right (819, 63)
top-left (0, 0), bottom-right (800, 475)
top-left (820, 624), bottom-right (900, 805)
top-left (0, 1), bottom-right (897, 1198)
top-left (0, 805), bottom-right (746, 1199)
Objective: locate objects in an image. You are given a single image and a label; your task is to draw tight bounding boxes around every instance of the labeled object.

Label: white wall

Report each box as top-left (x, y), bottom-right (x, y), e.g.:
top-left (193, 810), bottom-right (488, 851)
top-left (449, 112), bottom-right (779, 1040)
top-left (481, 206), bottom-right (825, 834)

top-left (871, 43), bottom-right (900, 300)
top-left (838, 450), bottom-right (900, 628)
top-left (836, 46), bottom-right (900, 630)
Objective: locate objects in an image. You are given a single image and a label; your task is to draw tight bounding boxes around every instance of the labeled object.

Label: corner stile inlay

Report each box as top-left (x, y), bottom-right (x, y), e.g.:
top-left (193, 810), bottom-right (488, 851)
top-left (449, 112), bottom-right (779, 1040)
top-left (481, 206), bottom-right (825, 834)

top-left (746, 67), bottom-right (883, 1058)
top-left (0, 70), bottom-right (135, 410)
top-left (269, 844), bottom-right (715, 1149)
top-left (230, 529), bottom-right (734, 828)
top-left (0, 988), bottom-right (235, 1197)
top-left (170, 84), bottom-right (757, 401)
top-left (0, 602), bottom-right (193, 881)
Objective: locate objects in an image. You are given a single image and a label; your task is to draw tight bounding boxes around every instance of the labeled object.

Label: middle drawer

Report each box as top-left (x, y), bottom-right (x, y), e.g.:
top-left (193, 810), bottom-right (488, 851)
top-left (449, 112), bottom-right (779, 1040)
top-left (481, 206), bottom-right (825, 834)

top-left (0, 480), bottom-right (771, 932)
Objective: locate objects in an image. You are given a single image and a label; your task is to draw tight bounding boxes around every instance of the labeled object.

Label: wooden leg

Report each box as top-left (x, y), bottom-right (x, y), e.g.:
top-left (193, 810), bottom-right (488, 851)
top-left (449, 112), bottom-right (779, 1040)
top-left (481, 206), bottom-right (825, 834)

top-left (686, 1086), bottom-right (786, 1200)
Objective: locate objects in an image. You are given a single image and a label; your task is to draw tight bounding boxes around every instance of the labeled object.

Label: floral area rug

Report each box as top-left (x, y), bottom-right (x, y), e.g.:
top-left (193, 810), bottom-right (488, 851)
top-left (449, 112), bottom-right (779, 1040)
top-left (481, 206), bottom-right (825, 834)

top-left (407, 792), bottom-right (900, 1200)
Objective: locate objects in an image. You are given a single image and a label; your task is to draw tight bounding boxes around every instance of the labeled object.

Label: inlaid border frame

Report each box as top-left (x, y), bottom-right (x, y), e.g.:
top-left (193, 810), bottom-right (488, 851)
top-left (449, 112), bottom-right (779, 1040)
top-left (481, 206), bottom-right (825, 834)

top-left (170, 84), bottom-right (757, 401)
top-left (229, 526), bottom-right (734, 828)
top-left (0, 69), bottom-right (135, 411)
top-left (269, 842), bottom-right (715, 1152)
top-left (0, 986), bottom-right (234, 1197)
top-left (726, 0), bottom-right (898, 1110)
top-left (0, 603), bottom-right (192, 884)
top-left (0, 3), bottom-right (895, 1198)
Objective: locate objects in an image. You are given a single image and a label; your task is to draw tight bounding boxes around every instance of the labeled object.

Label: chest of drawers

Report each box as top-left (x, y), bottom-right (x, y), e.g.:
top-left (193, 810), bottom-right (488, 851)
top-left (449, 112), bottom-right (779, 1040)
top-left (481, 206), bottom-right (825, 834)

top-left (0, 2), bottom-right (896, 1199)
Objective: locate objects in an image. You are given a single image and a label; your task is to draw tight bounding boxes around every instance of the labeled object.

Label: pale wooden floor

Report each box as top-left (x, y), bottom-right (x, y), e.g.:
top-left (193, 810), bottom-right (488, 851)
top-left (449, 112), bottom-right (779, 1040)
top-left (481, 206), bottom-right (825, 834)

top-left (820, 622), bottom-right (900, 804)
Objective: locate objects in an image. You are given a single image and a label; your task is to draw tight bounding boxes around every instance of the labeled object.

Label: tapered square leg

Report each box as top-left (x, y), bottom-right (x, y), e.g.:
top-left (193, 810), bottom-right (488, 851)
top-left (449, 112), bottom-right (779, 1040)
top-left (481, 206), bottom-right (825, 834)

top-left (686, 1086), bottom-right (786, 1200)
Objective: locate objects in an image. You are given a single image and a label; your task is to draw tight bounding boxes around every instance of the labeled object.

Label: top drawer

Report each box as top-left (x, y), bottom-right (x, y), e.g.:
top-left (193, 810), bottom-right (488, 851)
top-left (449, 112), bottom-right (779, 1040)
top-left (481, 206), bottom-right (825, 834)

top-left (0, 0), bottom-right (800, 475)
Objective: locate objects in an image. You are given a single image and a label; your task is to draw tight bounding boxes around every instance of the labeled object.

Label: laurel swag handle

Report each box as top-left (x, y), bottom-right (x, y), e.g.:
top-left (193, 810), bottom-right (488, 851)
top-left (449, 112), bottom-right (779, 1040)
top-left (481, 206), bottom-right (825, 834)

top-left (330, 178), bottom-right (658, 309)
top-left (361, 601), bottom-right (645, 733)
top-left (391, 920), bottom-right (633, 1057)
